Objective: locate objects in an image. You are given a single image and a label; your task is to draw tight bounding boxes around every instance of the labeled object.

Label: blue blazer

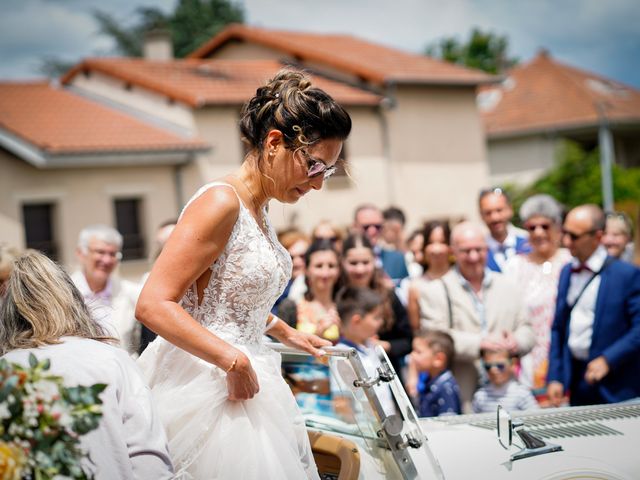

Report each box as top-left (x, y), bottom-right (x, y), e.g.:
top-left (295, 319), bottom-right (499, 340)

top-left (547, 258), bottom-right (640, 403)
top-left (379, 248), bottom-right (409, 283)
top-left (486, 235), bottom-right (530, 272)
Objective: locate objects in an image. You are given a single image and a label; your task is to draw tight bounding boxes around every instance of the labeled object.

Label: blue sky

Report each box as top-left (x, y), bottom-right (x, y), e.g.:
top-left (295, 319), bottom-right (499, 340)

top-left (1, 0), bottom-right (639, 88)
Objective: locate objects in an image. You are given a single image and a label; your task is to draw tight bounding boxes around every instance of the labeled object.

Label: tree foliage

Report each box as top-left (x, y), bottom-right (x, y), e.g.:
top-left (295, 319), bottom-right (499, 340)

top-left (504, 140), bottom-right (640, 220)
top-left (93, 0), bottom-right (244, 58)
top-left (425, 27), bottom-right (518, 74)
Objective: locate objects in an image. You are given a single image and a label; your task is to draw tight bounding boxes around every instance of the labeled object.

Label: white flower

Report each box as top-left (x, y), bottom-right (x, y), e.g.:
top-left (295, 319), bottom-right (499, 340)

top-left (0, 402), bottom-right (10, 420)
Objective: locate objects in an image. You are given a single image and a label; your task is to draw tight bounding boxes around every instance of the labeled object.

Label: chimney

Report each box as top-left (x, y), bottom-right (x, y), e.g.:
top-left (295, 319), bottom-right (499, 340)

top-left (143, 29), bottom-right (173, 61)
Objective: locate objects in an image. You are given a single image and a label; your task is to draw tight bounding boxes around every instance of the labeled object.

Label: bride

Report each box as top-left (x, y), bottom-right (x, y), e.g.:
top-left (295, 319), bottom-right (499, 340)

top-left (136, 69), bottom-right (352, 479)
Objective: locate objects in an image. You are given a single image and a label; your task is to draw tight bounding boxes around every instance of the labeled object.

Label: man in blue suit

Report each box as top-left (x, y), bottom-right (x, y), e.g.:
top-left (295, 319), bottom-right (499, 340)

top-left (353, 204), bottom-right (408, 284)
top-left (547, 204), bottom-right (640, 406)
top-left (479, 187), bottom-right (530, 272)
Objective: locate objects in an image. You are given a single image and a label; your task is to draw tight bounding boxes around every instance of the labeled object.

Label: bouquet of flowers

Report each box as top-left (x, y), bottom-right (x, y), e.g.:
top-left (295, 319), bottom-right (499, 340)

top-left (0, 354), bottom-right (106, 480)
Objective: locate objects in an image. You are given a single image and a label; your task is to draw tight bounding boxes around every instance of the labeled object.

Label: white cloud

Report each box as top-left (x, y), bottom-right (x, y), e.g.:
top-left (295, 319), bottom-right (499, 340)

top-left (0, 0), bottom-right (638, 86)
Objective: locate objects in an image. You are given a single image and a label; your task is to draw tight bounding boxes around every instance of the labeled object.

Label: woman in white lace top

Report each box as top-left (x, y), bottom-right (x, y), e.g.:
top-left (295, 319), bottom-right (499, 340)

top-left (135, 69), bottom-right (352, 479)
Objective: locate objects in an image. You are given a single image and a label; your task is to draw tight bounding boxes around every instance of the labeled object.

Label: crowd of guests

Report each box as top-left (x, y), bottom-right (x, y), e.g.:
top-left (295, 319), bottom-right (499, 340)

top-left (0, 189), bottom-right (639, 455)
top-left (271, 192), bottom-right (640, 417)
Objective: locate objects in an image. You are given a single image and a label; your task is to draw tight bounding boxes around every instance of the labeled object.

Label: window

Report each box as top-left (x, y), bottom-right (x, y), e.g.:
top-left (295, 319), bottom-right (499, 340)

top-left (22, 203), bottom-right (58, 260)
top-left (114, 198), bottom-right (145, 260)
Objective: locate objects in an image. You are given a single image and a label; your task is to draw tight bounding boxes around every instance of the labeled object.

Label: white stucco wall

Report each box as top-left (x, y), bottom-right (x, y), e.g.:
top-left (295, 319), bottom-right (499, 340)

top-left (487, 134), bottom-right (560, 186)
top-left (0, 150), bottom-right (182, 281)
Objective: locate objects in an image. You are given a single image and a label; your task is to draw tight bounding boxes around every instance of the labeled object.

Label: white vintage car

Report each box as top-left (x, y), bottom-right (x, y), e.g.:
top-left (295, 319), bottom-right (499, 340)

top-left (272, 343), bottom-right (640, 480)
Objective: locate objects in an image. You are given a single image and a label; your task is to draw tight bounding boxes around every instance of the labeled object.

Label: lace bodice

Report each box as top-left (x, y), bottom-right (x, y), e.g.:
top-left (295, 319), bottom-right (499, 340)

top-left (180, 182), bottom-right (292, 345)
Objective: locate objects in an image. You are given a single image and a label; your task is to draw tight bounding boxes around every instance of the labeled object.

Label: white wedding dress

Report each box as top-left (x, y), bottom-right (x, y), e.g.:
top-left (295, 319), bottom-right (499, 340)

top-left (138, 182), bottom-right (319, 480)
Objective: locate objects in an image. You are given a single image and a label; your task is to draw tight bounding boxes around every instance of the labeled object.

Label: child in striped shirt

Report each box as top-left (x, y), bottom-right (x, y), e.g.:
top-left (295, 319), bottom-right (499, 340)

top-left (472, 347), bottom-right (538, 414)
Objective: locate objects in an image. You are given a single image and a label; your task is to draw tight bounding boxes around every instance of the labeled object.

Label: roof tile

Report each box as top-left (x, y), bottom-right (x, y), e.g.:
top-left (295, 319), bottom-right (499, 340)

top-left (0, 81), bottom-right (207, 154)
top-left (62, 59), bottom-right (382, 107)
top-left (188, 24), bottom-right (495, 86)
top-left (480, 51), bottom-right (640, 137)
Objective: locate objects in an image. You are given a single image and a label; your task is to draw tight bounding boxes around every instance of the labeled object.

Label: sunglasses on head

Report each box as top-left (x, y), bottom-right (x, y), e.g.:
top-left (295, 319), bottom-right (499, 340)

top-left (298, 149), bottom-right (337, 180)
top-left (483, 362), bottom-right (509, 372)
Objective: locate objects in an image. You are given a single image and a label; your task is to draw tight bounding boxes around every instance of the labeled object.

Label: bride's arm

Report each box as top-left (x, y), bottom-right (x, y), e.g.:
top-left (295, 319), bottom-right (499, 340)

top-left (267, 314), bottom-right (331, 357)
top-left (135, 186), bottom-right (258, 399)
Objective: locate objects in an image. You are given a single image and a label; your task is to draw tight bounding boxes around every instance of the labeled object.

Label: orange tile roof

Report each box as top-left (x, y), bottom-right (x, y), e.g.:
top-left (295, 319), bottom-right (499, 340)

top-left (480, 51), bottom-right (640, 138)
top-left (0, 81), bottom-right (207, 155)
top-left (188, 24), bottom-right (494, 86)
top-left (61, 58), bottom-right (382, 108)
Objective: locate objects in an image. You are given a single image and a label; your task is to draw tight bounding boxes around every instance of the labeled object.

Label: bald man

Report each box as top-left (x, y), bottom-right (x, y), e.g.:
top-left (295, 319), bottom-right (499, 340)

top-left (547, 204), bottom-right (640, 407)
top-left (417, 221), bottom-right (534, 412)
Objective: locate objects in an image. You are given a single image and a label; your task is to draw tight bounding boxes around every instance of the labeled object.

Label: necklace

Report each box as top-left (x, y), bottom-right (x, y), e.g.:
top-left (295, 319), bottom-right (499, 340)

top-left (231, 174), bottom-right (261, 212)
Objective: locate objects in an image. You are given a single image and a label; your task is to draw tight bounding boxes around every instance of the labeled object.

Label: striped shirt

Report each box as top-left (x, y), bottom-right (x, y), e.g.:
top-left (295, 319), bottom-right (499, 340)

top-left (472, 379), bottom-right (538, 414)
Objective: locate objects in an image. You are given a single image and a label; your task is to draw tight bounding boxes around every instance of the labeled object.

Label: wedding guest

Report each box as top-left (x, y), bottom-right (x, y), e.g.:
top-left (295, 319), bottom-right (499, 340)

top-left (411, 331), bottom-right (461, 417)
top-left (472, 346), bottom-right (538, 413)
top-left (294, 239), bottom-right (342, 342)
top-left (341, 233), bottom-right (412, 382)
top-left (312, 220), bottom-right (344, 253)
top-left (405, 229), bottom-right (425, 279)
top-left (417, 221), bottom-right (534, 412)
top-left (0, 250), bottom-right (173, 480)
top-left (274, 230), bottom-right (311, 308)
top-left (381, 206), bottom-right (407, 252)
top-left (478, 187), bottom-right (530, 272)
top-left (407, 220), bottom-right (452, 332)
top-left (602, 211), bottom-right (634, 263)
top-left (71, 225), bottom-right (141, 355)
top-left (548, 204), bottom-right (640, 407)
top-left (353, 204), bottom-right (409, 284)
top-left (0, 243), bottom-right (20, 300)
top-left (503, 194), bottom-right (571, 396)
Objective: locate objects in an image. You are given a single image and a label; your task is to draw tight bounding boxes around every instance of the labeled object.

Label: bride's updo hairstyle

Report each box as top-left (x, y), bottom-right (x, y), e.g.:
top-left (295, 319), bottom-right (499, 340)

top-left (239, 68), bottom-right (352, 155)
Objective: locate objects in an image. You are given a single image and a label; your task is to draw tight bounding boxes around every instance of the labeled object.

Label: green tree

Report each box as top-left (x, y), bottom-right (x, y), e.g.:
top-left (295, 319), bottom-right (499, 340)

top-left (504, 140), bottom-right (640, 221)
top-left (94, 0), bottom-right (244, 58)
top-left (39, 0), bottom-right (244, 77)
top-left (425, 28), bottom-right (518, 74)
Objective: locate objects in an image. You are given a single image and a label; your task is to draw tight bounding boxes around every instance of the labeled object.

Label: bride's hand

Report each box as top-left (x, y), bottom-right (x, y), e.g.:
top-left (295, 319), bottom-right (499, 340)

top-left (282, 329), bottom-right (332, 358)
top-left (226, 353), bottom-right (259, 401)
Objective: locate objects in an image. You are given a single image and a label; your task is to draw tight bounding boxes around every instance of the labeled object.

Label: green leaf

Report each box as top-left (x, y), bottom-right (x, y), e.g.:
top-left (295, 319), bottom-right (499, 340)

top-left (29, 352), bottom-right (38, 368)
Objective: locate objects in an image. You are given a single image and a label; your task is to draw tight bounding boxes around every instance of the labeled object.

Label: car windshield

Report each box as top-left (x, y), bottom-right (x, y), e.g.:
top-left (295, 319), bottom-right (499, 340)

top-left (271, 343), bottom-right (444, 480)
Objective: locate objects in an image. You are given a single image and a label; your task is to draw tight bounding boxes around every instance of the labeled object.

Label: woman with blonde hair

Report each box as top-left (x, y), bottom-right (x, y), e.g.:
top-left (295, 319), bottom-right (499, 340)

top-left (1, 250), bottom-right (173, 480)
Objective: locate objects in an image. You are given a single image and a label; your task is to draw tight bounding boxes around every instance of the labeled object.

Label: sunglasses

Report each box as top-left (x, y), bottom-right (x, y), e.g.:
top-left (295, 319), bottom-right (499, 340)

top-left (362, 224), bottom-right (383, 231)
top-left (562, 229), bottom-right (597, 242)
top-left (313, 236), bottom-right (339, 243)
top-left (298, 149), bottom-right (337, 180)
top-left (483, 362), bottom-right (509, 372)
top-left (524, 222), bottom-right (552, 232)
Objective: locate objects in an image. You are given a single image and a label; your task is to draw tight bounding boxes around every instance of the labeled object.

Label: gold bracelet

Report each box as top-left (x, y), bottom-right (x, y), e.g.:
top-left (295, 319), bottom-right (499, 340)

top-left (225, 355), bottom-right (238, 373)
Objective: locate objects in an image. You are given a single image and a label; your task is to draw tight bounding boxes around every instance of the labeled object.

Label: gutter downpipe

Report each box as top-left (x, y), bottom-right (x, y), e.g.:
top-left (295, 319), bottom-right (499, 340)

top-left (596, 102), bottom-right (615, 212)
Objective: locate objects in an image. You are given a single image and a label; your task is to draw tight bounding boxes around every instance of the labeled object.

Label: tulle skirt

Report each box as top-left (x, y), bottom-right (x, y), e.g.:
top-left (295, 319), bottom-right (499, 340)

top-left (138, 338), bottom-right (319, 480)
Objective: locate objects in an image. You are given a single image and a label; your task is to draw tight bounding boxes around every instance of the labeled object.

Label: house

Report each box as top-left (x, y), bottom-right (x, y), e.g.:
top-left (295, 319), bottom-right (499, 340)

top-left (479, 50), bottom-right (640, 186)
top-left (0, 81), bottom-right (207, 278)
top-left (2, 24), bottom-right (495, 277)
top-left (186, 24), bottom-right (496, 230)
